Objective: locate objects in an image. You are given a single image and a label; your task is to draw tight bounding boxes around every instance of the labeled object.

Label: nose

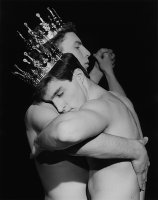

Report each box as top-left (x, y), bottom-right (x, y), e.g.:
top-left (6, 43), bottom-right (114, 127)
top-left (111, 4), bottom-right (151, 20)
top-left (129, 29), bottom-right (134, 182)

top-left (53, 99), bottom-right (70, 113)
top-left (81, 46), bottom-right (91, 58)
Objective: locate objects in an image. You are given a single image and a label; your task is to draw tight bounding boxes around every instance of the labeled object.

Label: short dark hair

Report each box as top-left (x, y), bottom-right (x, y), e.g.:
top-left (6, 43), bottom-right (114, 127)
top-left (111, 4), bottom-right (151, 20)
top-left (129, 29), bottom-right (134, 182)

top-left (33, 53), bottom-right (90, 103)
top-left (50, 22), bottom-right (77, 48)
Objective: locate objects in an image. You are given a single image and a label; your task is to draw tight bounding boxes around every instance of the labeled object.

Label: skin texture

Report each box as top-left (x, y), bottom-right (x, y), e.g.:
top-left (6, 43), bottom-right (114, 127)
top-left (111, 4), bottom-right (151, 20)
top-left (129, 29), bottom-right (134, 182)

top-left (34, 68), bottom-right (148, 199)
top-left (26, 32), bottom-right (149, 200)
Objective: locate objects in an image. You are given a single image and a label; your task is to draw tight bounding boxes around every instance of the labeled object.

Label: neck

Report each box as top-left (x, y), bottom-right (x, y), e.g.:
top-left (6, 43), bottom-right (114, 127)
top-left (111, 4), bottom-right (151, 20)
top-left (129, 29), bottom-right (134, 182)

top-left (86, 79), bottom-right (106, 100)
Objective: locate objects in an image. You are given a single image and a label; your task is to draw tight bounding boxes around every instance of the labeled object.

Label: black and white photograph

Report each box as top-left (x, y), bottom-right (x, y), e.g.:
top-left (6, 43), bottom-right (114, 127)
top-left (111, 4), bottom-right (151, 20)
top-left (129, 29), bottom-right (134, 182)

top-left (1, 0), bottom-right (157, 199)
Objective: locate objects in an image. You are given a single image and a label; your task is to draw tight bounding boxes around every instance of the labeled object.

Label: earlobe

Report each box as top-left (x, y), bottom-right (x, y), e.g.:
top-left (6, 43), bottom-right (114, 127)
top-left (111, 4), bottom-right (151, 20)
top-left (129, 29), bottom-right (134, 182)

top-left (73, 69), bottom-right (88, 94)
top-left (73, 68), bottom-right (84, 83)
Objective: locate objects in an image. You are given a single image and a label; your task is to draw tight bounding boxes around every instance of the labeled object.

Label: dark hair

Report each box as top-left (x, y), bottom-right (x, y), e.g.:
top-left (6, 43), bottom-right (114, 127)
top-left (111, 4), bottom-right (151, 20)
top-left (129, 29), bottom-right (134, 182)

top-left (50, 22), bottom-right (77, 48)
top-left (33, 53), bottom-right (90, 103)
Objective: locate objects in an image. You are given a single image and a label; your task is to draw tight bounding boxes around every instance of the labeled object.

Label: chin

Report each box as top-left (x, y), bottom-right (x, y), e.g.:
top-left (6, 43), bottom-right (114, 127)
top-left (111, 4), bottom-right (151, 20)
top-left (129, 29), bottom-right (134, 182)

top-left (83, 63), bottom-right (89, 69)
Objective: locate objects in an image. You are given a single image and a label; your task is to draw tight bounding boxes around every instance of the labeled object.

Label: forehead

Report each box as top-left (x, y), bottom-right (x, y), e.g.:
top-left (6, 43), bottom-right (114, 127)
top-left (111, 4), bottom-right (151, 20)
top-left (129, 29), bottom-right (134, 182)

top-left (60, 32), bottom-right (82, 49)
top-left (43, 78), bottom-right (72, 100)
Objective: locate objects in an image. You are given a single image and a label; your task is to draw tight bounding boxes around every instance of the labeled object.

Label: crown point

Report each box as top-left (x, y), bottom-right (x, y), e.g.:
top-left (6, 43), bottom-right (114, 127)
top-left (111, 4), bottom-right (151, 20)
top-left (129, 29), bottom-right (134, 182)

top-left (24, 22), bottom-right (34, 35)
top-left (14, 7), bottom-right (64, 87)
top-left (17, 31), bottom-right (25, 40)
top-left (24, 22), bottom-right (28, 27)
top-left (36, 13), bottom-right (44, 23)
top-left (47, 7), bottom-right (53, 14)
top-left (23, 58), bottom-right (31, 64)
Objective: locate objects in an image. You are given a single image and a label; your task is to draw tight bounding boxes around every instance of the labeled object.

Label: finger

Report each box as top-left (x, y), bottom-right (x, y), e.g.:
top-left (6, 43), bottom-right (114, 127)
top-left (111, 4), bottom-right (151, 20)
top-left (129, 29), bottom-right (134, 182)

top-left (93, 53), bottom-right (102, 62)
top-left (103, 50), bottom-right (115, 60)
top-left (139, 137), bottom-right (148, 145)
top-left (141, 182), bottom-right (146, 191)
top-left (95, 48), bottom-right (106, 56)
top-left (137, 169), bottom-right (148, 190)
top-left (138, 175), bottom-right (146, 191)
top-left (32, 146), bottom-right (36, 155)
top-left (104, 49), bottom-right (114, 56)
top-left (143, 137), bottom-right (149, 144)
top-left (96, 48), bottom-right (112, 57)
top-left (93, 61), bottom-right (100, 69)
top-left (145, 164), bottom-right (149, 179)
top-left (141, 169), bottom-right (149, 189)
top-left (137, 174), bottom-right (143, 190)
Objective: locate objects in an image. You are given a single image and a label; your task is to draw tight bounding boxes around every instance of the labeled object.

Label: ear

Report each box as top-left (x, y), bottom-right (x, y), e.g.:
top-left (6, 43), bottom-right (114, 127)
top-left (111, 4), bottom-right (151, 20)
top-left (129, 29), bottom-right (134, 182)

top-left (72, 68), bottom-right (85, 83)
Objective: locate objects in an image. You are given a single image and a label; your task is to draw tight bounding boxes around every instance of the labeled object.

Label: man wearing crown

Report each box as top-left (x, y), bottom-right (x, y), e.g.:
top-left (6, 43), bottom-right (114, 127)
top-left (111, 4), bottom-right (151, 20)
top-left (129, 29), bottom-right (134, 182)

top-left (15, 7), bottom-right (149, 200)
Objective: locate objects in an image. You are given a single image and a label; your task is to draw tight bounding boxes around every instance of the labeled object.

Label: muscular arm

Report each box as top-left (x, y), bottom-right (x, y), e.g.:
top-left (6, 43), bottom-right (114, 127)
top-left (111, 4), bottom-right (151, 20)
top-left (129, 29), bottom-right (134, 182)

top-left (66, 132), bottom-right (145, 160)
top-left (68, 132), bottom-right (149, 191)
top-left (34, 99), bottom-right (146, 162)
top-left (28, 101), bottom-right (149, 190)
top-left (35, 99), bottom-right (109, 150)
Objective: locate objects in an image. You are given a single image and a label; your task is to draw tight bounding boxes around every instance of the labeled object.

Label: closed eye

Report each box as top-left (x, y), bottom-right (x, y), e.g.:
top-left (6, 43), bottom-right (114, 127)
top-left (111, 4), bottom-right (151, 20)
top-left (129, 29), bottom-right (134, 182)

top-left (74, 41), bottom-right (82, 50)
top-left (57, 92), bottom-right (64, 97)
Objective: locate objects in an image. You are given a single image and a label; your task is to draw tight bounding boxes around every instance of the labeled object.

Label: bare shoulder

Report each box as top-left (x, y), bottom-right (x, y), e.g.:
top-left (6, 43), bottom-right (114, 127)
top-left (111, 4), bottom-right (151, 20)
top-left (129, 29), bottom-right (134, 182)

top-left (25, 102), bottom-right (59, 153)
top-left (109, 91), bottom-right (135, 111)
top-left (25, 102), bottom-right (59, 134)
top-left (81, 94), bottom-right (111, 118)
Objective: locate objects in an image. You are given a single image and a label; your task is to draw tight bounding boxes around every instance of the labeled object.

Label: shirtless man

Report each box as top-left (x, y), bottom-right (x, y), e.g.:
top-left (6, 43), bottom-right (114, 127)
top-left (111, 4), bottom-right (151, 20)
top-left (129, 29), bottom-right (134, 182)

top-left (33, 53), bottom-right (149, 200)
top-left (20, 8), bottom-right (149, 200)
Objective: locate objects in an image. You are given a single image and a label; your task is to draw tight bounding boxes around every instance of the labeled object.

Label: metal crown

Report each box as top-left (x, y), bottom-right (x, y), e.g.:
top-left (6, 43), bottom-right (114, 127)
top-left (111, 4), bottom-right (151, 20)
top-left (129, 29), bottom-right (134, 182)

top-left (13, 7), bottom-right (64, 87)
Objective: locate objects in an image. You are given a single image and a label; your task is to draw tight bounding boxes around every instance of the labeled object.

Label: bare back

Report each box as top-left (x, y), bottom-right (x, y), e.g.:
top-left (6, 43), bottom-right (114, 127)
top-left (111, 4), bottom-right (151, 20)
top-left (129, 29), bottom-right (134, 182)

top-left (35, 155), bottom-right (88, 200)
top-left (87, 91), bottom-right (144, 200)
top-left (26, 102), bottom-right (89, 200)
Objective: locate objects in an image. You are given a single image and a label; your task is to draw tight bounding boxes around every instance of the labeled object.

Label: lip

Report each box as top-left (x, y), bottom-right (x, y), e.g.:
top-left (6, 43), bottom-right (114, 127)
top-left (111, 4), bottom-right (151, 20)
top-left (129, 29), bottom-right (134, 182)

top-left (70, 108), bottom-right (76, 112)
top-left (84, 62), bottom-right (89, 67)
top-left (64, 108), bottom-right (75, 112)
top-left (86, 60), bottom-right (89, 64)
top-left (70, 108), bottom-right (78, 112)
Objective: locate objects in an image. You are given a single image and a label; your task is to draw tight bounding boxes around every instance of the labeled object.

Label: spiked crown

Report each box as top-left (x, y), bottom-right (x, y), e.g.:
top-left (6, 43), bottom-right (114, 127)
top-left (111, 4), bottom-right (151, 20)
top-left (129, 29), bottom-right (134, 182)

top-left (13, 7), bottom-right (64, 87)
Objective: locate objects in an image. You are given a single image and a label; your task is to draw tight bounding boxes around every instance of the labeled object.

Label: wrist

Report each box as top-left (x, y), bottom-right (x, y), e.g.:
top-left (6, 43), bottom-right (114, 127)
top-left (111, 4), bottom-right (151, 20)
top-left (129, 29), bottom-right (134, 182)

top-left (132, 139), bottom-right (144, 160)
top-left (103, 69), bottom-right (115, 78)
top-left (89, 66), bottom-right (103, 83)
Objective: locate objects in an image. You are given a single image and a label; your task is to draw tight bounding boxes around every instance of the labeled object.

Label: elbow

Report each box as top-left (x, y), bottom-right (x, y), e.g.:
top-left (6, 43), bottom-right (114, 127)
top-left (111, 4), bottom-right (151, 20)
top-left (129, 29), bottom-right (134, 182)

top-left (57, 121), bottom-right (79, 144)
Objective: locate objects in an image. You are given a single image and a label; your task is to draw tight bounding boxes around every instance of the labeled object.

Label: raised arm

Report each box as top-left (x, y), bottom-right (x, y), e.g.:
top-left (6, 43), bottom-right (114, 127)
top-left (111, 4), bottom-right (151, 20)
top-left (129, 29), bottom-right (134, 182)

top-left (89, 48), bottom-right (126, 97)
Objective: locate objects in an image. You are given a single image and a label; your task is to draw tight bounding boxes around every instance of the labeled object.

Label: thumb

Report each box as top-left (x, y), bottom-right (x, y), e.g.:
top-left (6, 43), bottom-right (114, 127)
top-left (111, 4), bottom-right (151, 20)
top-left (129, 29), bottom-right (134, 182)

top-left (93, 53), bottom-right (102, 63)
top-left (143, 137), bottom-right (149, 145)
top-left (139, 137), bottom-right (148, 145)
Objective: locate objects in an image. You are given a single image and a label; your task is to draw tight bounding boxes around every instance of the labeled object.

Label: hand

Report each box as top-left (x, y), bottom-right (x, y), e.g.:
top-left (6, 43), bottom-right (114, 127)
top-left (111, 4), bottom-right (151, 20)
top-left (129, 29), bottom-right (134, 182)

top-left (93, 48), bottom-right (115, 75)
top-left (30, 141), bottom-right (42, 159)
top-left (132, 137), bottom-right (150, 191)
top-left (30, 139), bottom-right (43, 158)
top-left (89, 60), bottom-right (103, 84)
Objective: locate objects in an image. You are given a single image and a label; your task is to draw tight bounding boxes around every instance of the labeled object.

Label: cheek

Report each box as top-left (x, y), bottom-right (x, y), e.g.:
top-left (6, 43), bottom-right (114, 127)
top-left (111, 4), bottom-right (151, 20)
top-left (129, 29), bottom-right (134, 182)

top-left (73, 51), bottom-right (84, 64)
top-left (70, 83), bottom-right (86, 107)
top-left (76, 90), bottom-right (86, 106)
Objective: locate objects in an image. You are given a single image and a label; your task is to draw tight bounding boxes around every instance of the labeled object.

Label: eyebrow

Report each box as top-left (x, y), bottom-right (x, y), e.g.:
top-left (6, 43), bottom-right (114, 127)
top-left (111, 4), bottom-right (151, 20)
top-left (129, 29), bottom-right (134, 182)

top-left (50, 87), bottom-right (62, 100)
top-left (75, 40), bottom-right (82, 45)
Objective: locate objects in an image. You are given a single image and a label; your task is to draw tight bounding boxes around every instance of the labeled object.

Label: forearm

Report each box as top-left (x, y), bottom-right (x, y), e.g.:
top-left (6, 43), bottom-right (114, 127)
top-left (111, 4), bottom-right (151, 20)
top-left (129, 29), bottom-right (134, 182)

top-left (105, 71), bottom-right (126, 97)
top-left (34, 113), bottom-right (73, 151)
top-left (89, 65), bottom-right (103, 84)
top-left (67, 133), bottom-right (142, 160)
top-left (35, 108), bottom-right (104, 151)
top-left (35, 120), bottom-right (74, 151)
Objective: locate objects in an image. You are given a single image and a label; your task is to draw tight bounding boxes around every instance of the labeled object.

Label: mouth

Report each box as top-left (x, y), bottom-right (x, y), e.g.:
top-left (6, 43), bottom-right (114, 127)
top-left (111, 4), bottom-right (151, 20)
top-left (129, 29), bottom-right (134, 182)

top-left (84, 62), bottom-right (89, 68)
top-left (64, 108), bottom-right (75, 113)
top-left (70, 108), bottom-right (79, 112)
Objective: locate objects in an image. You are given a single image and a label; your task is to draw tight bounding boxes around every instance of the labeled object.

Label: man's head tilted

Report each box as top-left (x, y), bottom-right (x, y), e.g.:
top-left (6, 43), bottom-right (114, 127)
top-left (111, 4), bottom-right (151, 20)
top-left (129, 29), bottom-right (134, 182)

top-left (34, 53), bottom-right (90, 107)
top-left (13, 6), bottom-right (90, 89)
